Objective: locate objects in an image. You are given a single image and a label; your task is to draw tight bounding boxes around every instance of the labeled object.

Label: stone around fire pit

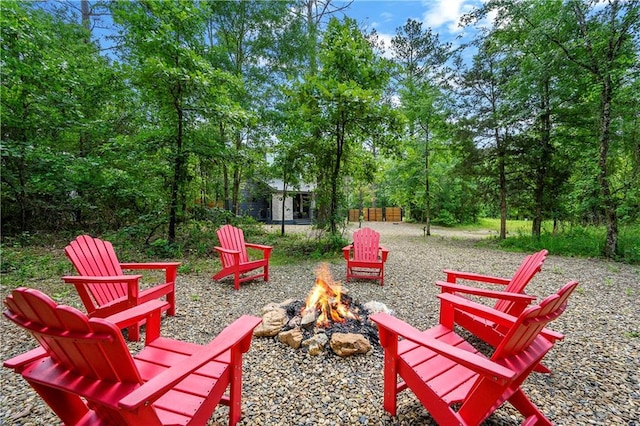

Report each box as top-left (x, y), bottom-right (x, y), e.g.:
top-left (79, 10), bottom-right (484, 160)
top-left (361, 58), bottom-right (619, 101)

top-left (302, 332), bottom-right (328, 356)
top-left (330, 333), bottom-right (372, 357)
top-left (278, 327), bottom-right (303, 349)
top-left (363, 301), bottom-right (394, 317)
top-left (254, 298), bottom-right (389, 357)
top-left (254, 307), bottom-right (288, 337)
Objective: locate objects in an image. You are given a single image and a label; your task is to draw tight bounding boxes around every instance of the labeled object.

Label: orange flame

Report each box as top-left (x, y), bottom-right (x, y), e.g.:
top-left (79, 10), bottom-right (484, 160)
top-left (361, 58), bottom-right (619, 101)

top-left (302, 263), bottom-right (359, 327)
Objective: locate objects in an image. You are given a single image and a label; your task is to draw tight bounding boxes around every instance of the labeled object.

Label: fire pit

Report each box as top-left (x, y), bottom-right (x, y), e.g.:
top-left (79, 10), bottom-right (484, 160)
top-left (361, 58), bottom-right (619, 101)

top-left (253, 263), bottom-right (391, 357)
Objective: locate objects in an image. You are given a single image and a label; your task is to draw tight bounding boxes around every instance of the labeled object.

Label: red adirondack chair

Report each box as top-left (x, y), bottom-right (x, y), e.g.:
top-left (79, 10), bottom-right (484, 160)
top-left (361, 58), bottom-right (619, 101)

top-left (371, 280), bottom-right (578, 425)
top-left (63, 235), bottom-right (181, 341)
top-left (343, 227), bottom-right (389, 286)
top-left (213, 224), bottom-right (273, 290)
top-left (437, 249), bottom-right (548, 347)
top-left (3, 287), bottom-right (261, 426)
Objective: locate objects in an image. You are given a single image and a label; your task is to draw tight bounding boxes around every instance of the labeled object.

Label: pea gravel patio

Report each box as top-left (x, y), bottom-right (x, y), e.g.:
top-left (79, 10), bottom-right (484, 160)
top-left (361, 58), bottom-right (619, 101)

top-left (1, 222), bottom-right (639, 425)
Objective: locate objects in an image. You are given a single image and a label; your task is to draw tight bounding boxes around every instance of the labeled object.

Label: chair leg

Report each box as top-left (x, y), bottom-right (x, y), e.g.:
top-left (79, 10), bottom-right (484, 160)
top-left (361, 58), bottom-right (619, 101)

top-left (128, 323), bottom-right (141, 341)
top-left (382, 344), bottom-right (399, 416)
top-left (264, 264), bottom-right (269, 282)
top-left (507, 388), bottom-right (553, 426)
top-left (28, 382), bottom-right (89, 425)
top-left (229, 350), bottom-right (243, 426)
top-left (167, 292), bottom-right (176, 316)
top-left (234, 270), bottom-right (240, 291)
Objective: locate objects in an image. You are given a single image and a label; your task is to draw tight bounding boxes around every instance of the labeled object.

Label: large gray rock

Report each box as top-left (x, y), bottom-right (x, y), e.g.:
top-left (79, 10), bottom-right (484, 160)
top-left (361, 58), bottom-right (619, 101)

top-left (253, 308), bottom-right (288, 337)
top-left (329, 332), bottom-right (371, 357)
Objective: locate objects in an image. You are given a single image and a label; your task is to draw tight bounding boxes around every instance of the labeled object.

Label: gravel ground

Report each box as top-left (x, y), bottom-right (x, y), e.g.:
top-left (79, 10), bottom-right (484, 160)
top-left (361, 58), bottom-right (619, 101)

top-left (1, 222), bottom-right (639, 425)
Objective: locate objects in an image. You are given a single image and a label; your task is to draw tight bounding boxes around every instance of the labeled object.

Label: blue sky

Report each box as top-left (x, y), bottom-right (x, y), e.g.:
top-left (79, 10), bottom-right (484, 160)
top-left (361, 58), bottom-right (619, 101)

top-left (337, 0), bottom-right (487, 56)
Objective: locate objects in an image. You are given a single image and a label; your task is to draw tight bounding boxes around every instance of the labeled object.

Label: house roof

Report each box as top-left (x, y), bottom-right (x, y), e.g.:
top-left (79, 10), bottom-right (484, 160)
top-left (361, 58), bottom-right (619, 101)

top-left (268, 179), bottom-right (315, 193)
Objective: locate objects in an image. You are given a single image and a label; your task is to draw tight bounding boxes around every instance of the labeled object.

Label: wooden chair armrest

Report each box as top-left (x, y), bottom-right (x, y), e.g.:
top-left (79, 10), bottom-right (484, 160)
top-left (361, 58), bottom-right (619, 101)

top-left (438, 293), bottom-right (564, 344)
top-left (120, 262), bottom-right (181, 284)
top-left (370, 313), bottom-right (515, 382)
top-left (245, 243), bottom-right (273, 259)
top-left (118, 315), bottom-right (262, 410)
top-left (342, 245), bottom-right (353, 260)
top-left (442, 269), bottom-right (511, 285)
top-left (62, 275), bottom-right (143, 284)
top-left (120, 262), bottom-right (181, 271)
top-left (436, 281), bottom-right (537, 303)
top-left (380, 246), bottom-right (389, 261)
top-left (437, 293), bottom-right (521, 329)
top-left (3, 346), bottom-right (48, 370)
top-left (214, 246), bottom-right (241, 256)
top-left (541, 328), bottom-right (564, 342)
top-left (245, 243), bottom-right (272, 251)
top-left (62, 275), bottom-right (142, 301)
top-left (105, 300), bottom-right (168, 344)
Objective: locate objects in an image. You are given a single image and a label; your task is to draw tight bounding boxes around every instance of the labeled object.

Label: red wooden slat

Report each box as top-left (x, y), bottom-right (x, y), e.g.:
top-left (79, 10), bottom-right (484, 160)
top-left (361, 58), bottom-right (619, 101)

top-left (373, 280), bottom-right (577, 425)
top-left (218, 225), bottom-right (250, 266)
top-left (495, 250), bottom-right (547, 313)
top-left (353, 228), bottom-right (380, 262)
top-left (4, 288), bottom-right (259, 426)
top-left (66, 235), bottom-right (128, 306)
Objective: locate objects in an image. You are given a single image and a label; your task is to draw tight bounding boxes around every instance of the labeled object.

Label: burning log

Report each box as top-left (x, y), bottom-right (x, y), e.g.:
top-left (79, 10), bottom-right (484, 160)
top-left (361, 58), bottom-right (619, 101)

top-left (301, 263), bottom-right (359, 327)
top-left (254, 263), bottom-right (390, 356)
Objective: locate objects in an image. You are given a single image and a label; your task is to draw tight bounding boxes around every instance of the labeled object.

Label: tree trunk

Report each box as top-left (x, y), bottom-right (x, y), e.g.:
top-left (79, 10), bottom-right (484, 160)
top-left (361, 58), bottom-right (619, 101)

top-left (306, 0), bottom-right (317, 74)
top-left (532, 77), bottom-right (551, 239)
top-left (168, 110), bottom-right (183, 243)
top-left (424, 124), bottom-right (431, 236)
top-left (231, 132), bottom-right (242, 215)
top-left (81, 0), bottom-right (90, 31)
top-left (497, 129), bottom-right (507, 240)
top-left (281, 181), bottom-right (287, 236)
top-left (330, 117), bottom-right (345, 234)
top-left (599, 76), bottom-right (618, 258)
top-left (168, 77), bottom-right (184, 243)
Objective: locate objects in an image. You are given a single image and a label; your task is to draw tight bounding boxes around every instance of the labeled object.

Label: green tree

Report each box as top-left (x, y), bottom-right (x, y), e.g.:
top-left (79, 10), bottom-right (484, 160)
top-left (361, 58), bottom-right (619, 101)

top-left (111, 0), bottom-right (242, 242)
top-left (475, 0), bottom-right (639, 256)
top-left (455, 35), bottom-right (515, 239)
top-left (1, 1), bottom-right (124, 232)
top-left (292, 17), bottom-right (403, 233)
top-left (558, 0), bottom-right (639, 258)
top-left (391, 19), bottom-right (451, 234)
top-left (204, 0), bottom-right (297, 216)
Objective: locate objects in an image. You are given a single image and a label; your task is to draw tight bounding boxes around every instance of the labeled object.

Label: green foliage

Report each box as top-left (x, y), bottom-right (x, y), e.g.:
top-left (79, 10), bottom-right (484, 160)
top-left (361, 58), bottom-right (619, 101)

top-left (288, 17), bottom-right (404, 233)
top-left (0, 244), bottom-right (72, 287)
top-left (432, 210), bottom-right (458, 227)
top-left (0, 0), bottom-right (638, 266)
top-left (496, 223), bottom-right (640, 264)
top-left (268, 231), bottom-right (347, 264)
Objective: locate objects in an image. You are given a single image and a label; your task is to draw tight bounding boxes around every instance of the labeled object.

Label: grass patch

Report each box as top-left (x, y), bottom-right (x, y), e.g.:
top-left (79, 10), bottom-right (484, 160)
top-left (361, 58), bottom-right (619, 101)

top-left (495, 223), bottom-right (639, 264)
top-left (0, 224), bottom-right (348, 289)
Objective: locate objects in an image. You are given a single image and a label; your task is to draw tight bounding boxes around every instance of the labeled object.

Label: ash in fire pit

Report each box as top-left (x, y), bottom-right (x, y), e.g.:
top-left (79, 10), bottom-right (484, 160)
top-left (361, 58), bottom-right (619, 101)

top-left (253, 263), bottom-right (392, 357)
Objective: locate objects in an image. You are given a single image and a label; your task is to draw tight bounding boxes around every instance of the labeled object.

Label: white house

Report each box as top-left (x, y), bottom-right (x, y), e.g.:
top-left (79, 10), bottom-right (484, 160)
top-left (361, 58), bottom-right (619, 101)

top-left (268, 179), bottom-right (315, 224)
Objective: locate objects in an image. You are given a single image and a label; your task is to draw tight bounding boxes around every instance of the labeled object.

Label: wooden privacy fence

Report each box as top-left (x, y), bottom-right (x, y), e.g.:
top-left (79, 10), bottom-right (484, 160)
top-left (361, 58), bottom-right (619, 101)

top-left (348, 207), bottom-right (402, 222)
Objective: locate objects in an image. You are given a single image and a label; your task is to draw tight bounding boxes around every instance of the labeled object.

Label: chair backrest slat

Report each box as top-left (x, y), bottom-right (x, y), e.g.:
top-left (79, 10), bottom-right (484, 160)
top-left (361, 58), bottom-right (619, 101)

top-left (4, 288), bottom-right (142, 383)
top-left (353, 228), bottom-right (381, 262)
top-left (217, 225), bottom-right (250, 265)
top-left (65, 235), bottom-right (128, 306)
top-left (494, 249), bottom-right (548, 314)
top-left (493, 280), bottom-right (578, 358)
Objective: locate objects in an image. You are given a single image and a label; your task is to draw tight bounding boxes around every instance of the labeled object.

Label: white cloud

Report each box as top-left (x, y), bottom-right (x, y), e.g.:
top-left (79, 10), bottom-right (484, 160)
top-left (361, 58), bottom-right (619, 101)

top-left (374, 32), bottom-right (395, 59)
top-left (421, 0), bottom-right (478, 33)
top-left (380, 12), bottom-right (394, 21)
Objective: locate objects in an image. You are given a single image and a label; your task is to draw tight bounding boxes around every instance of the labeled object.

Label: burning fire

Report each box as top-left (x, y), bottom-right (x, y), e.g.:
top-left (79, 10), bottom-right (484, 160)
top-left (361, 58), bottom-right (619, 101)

top-left (302, 263), bottom-right (359, 327)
